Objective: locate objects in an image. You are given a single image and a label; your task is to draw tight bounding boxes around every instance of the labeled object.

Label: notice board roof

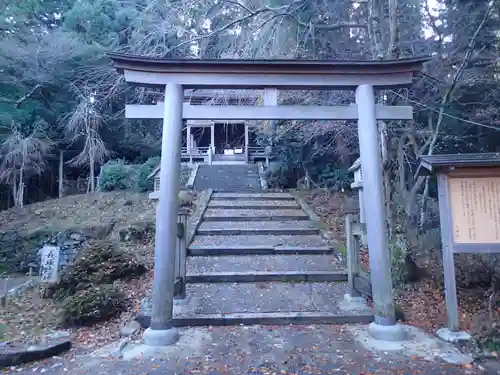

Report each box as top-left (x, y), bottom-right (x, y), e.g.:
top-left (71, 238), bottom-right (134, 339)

top-left (416, 153), bottom-right (500, 176)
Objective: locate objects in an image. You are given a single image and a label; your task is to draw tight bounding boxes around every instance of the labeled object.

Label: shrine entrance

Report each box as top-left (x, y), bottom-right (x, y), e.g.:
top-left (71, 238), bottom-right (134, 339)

top-left (185, 120), bottom-right (250, 164)
top-left (108, 53), bottom-right (428, 346)
top-left (126, 100), bottom-right (262, 164)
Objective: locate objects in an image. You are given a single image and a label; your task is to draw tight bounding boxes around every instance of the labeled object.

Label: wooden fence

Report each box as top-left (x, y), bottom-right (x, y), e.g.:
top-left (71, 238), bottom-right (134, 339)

top-left (345, 213), bottom-right (372, 298)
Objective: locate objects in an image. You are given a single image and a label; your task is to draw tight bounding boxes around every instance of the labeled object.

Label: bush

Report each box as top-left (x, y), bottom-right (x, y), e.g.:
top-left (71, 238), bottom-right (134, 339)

top-left (265, 161), bottom-right (298, 189)
top-left (317, 165), bottom-right (352, 191)
top-left (59, 284), bottom-right (126, 326)
top-left (136, 156), bottom-right (160, 192)
top-left (454, 254), bottom-right (500, 288)
top-left (118, 222), bottom-right (155, 242)
top-left (98, 159), bottom-right (136, 192)
top-left (180, 165), bottom-right (192, 187)
top-left (51, 240), bottom-right (146, 298)
top-left (477, 324), bottom-right (500, 351)
top-left (179, 190), bottom-right (195, 207)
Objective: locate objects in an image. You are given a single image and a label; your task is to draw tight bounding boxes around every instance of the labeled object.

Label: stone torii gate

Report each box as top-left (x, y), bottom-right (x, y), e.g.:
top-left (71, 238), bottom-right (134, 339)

top-left (108, 53), bottom-right (428, 346)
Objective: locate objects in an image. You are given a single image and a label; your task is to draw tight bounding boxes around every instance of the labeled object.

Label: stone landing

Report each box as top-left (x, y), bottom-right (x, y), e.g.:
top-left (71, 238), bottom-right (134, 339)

top-left (193, 165), bottom-right (262, 192)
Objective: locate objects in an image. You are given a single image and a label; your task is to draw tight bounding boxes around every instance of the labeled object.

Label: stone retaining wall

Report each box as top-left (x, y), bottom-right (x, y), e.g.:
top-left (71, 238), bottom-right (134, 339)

top-left (0, 221), bottom-right (115, 275)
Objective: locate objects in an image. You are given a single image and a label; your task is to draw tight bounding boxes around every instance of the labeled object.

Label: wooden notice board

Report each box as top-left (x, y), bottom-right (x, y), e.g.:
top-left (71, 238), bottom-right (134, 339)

top-left (448, 169), bottom-right (500, 244)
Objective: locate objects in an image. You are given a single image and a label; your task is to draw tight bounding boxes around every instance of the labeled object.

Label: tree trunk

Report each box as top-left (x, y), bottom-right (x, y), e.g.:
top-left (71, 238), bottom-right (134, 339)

top-left (387, 0), bottom-right (399, 59)
top-left (368, 0), bottom-right (384, 58)
top-left (379, 120), bottom-right (393, 237)
top-left (11, 176), bottom-right (18, 207)
top-left (58, 150), bottom-right (64, 198)
top-left (396, 134), bottom-right (407, 197)
top-left (89, 151), bottom-right (95, 192)
top-left (17, 166), bottom-right (24, 207)
top-left (419, 176), bottom-right (430, 231)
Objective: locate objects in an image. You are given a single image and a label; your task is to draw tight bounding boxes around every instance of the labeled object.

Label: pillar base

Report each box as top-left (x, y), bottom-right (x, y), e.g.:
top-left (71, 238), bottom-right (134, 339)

top-left (343, 293), bottom-right (364, 304)
top-left (174, 295), bottom-right (188, 305)
top-left (340, 294), bottom-right (368, 313)
top-left (368, 322), bottom-right (407, 342)
top-left (143, 327), bottom-right (179, 347)
top-left (436, 328), bottom-right (471, 343)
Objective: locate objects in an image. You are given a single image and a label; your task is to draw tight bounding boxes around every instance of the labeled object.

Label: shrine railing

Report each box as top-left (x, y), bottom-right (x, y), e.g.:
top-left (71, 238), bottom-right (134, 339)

top-left (181, 146), bottom-right (210, 155)
top-left (180, 146), bottom-right (212, 164)
top-left (248, 146), bottom-right (272, 162)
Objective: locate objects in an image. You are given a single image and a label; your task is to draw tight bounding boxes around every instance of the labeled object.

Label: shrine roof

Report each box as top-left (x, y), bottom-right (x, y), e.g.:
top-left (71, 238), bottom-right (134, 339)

top-left (416, 153), bottom-right (500, 176)
top-left (348, 157), bottom-right (361, 172)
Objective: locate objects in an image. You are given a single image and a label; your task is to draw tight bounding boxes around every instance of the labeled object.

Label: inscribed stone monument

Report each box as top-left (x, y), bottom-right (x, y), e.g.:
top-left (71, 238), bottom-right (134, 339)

top-left (39, 245), bottom-right (60, 283)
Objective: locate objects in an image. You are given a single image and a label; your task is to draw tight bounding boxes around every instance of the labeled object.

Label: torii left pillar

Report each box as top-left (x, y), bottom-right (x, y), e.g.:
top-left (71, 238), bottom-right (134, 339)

top-left (143, 83), bottom-right (182, 346)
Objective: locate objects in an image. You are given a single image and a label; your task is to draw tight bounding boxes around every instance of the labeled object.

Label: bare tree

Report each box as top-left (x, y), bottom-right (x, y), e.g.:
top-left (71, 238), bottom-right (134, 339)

top-left (0, 122), bottom-right (53, 207)
top-left (63, 86), bottom-right (109, 192)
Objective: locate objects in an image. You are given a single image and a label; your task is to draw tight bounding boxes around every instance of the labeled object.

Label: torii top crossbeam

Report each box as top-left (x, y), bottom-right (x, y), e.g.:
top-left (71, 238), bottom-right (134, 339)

top-left (107, 53), bottom-right (428, 89)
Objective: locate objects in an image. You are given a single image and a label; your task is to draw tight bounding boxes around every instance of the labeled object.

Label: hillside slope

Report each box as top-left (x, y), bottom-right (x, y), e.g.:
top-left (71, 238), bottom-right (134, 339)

top-left (0, 192), bottom-right (155, 234)
top-left (0, 190), bottom-right (204, 349)
top-left (0, 191), bottom-right (194, 274)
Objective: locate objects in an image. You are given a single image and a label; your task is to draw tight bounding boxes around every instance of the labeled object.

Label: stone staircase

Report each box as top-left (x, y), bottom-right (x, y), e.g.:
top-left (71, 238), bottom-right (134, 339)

top-left (193, 165), bottom-right (262, 192)
top-left (171, 191), bottom-right (373, 326)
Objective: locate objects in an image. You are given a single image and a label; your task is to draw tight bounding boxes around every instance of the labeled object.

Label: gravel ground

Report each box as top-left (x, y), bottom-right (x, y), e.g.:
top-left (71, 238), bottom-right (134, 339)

top-left (5, 325), bottom-right (483, 375)
top-left (186, 254), bottom-right (343, 274)
top-left (170, 282), bottom-right (356, 315)
top-left (189, 234), bottom-right (329, 248)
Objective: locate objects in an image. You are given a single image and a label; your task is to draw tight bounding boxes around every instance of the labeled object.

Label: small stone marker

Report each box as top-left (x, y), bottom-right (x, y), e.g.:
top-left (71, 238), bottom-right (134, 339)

top-left (39, 245), bottom-right (61, 283)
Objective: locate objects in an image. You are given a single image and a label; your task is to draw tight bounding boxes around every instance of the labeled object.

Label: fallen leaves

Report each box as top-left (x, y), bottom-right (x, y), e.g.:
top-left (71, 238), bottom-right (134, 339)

top-left (74, 269), bottom-right (153, 348)
top-left (0, 191), bottom-right (158, 235)
top-left (1, 191), bottom-right (207, 352)
top-left (0, 286), bottom-right (60, 345)
top-left (299, 189), bottom-right (355, 243)
top-left (303, 188), bottom-right (500, 341)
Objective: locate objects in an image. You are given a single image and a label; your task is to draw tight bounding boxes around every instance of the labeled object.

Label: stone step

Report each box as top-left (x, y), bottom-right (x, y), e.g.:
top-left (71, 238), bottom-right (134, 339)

top-left (173, 311), bottom-right (372, 326)
top-left (208, 200), bottom-right (300, 209)
top-left (189, 234), bottom-right (330, 251)
top-left (187, 245), bottom-right (333, 256)
top-left (203, 209), bottom-right (309, 221)
top-left (186, 271), bottom-right (347, 283)
top-left (137, 282), bottom-right (373, 327)
top-left (196, 221), bottom-right (318, 235)
top-left (211, 192), bottom-right (294, 201)
top-left (186, 254), bottom-right (345, 282)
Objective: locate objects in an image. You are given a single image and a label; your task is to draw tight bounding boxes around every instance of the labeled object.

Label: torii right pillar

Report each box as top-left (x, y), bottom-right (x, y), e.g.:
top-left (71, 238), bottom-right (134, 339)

top-left (356, 84), bottom-right (406, 341)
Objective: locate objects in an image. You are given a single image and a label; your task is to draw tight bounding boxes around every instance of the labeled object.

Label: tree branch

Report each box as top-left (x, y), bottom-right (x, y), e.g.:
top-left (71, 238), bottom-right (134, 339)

top-left (166, 0), bottom-right (368, 55)
top-left (16, 83), bottom-right (42, 108)
top-left (408, 1), bottom-right (495, 195)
